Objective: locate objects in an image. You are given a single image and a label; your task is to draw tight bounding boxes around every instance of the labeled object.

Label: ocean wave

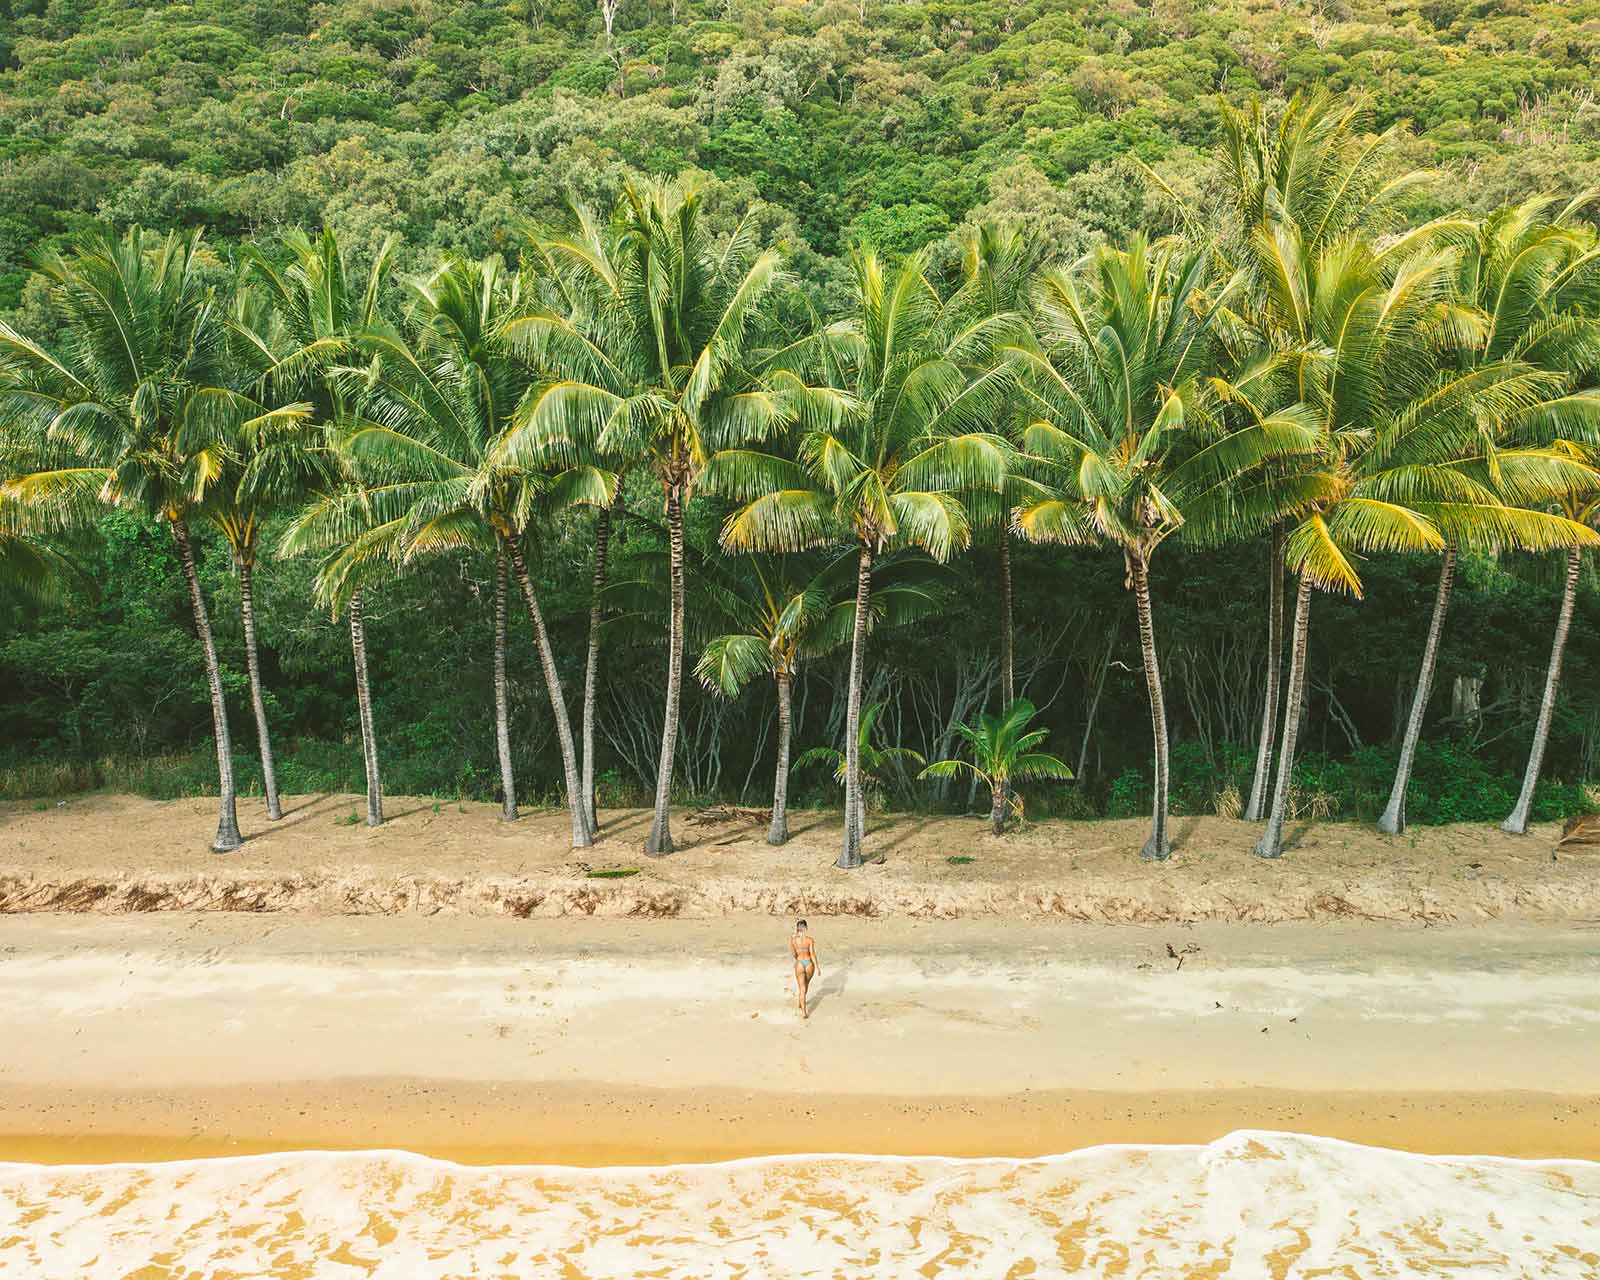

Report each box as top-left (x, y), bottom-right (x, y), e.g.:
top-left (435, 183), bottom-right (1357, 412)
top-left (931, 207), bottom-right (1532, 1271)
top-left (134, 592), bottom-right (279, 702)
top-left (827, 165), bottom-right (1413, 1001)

top-left (2, 1130), bottom-right (1597, 1278)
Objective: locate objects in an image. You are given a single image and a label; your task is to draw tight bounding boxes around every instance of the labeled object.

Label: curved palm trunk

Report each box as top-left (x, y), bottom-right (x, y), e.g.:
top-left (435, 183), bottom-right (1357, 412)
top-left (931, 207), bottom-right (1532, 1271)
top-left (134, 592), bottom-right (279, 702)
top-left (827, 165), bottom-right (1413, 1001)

top-left (171, 516), bottom-right (241, 853)
top-left (493, 545), bottom-right (518, 823)
top-left (646, 483), bottom-right (686, 856)
top-left (999, 531), bottom-right (1015, 708)
top-left (349, 588), bottom-right (383, 828)
top-left (509, 540), bottom-right (593, 849)
top-left (581, 499), bottom-right (617, 834)
top-left (1255, 573), bottom-right (1313, 860)
top-left (837, 544), bottom-right (874, 870)
top-left (236, 557), bottom-right (283, 821)
top-left (998, 532), bottom-right (1016, 813)
top-left (1503, 547), bottom-right (1583, 835)
top-left (1378, 543), bottom-right (1456, 835)
top-left (769, 669), bottom-right (793, 846)
top-left (1244, 526), bottom-right (1285, 822)
top-left (1129, 552), bottom-right (1171, 862)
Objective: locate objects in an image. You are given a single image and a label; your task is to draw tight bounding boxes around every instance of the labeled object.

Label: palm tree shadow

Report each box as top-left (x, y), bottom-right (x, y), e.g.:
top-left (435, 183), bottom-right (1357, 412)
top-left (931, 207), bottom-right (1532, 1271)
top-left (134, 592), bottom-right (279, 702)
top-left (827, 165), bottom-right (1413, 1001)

top-left (807, 964), bottom-right (848, 1014)
top-left (867, 814), bottom-right (938, 861)
top-left (598, 812), bottom-right (651, 838)
top-left (1170, 816), bottom-right (1202, 853)
top-left (243, 792), bottom-right (339, 841)
top-left (277, 794), bottom-right (335, 819)
top-left (382, 804), bottom-right (439, 822)
top-left (1283, 821), bottom-right (1313, 853)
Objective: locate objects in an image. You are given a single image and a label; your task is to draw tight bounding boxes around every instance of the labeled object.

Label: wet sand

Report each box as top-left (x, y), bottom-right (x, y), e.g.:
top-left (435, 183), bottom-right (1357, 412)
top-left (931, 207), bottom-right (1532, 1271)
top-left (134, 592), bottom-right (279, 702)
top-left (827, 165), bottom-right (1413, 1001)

top-left (1, 915), bottom-right (1596, 1164)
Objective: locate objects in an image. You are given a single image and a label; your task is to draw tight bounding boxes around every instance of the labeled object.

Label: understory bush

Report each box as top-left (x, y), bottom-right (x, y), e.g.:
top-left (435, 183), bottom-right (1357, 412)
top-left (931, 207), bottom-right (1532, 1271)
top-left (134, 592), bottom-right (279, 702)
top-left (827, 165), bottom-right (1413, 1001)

top-left (7, 737), bottom-right (1588, 827)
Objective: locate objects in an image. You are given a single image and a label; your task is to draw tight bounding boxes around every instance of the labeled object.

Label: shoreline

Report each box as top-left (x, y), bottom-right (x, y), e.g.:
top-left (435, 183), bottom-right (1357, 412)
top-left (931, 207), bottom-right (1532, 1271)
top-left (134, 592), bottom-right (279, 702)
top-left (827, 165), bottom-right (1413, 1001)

top-left (4, 1083), bottom-right (1598, 1167)
top-left (1, 914), bottom-right (1595, 1170)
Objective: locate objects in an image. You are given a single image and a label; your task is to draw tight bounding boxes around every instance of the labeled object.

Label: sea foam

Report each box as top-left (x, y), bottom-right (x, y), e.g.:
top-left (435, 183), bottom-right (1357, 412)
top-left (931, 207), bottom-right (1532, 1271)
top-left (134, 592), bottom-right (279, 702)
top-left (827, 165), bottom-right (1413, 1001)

top-left (1, 1130), bottom-right (1596, 1278)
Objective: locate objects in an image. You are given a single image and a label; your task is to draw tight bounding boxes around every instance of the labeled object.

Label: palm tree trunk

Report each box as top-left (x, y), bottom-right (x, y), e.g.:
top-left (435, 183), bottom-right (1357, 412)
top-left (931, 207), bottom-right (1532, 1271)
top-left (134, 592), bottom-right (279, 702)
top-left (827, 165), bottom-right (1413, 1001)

top-left (349, 588), bottom-right (383, 827)
top-left (509, 539), bottom-right (593, 848)
top-left (1244, 525), bottom-right (1285, 822)
top-left (1503, 547), bottom-right (1583, 835)
top-left (998, 531), bottom-right (1016, 813)
top-left (1378, 543), bottom-right (1456, 835)
top-left (1255, 573), bottom-right (1313, 860)
top-left (1129, 551), bottom-right (1170, 862)
top-left (171, 516), bottom-right (241, 853)
top-left (837, 544), bottom-right (874, 870)
top-left (646, 483), bottom-right (686, 856)
top-left (236, 557), bottom-right (283, 821)
top-left (493, 545), bottom-right (518, 823)
top-left (990, 782), bottom-right (1006, 835)
top-left (1076, 625), bottom-right (1115, 790)
top-left (581, 498), bottom-right (617, 834)
top-left (769, 669), bottom-right (792, 846)
top-left (999, 531), bottom-right (1015, 708)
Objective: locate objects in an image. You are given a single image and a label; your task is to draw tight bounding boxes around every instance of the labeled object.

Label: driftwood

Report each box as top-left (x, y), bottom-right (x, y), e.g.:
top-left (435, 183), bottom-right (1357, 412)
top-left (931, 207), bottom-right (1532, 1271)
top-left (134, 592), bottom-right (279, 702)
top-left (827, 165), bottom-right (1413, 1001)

top-left (1557, 813), bottom-right (1600, 851)
top-left (685, 804), bottom-right (772, 827)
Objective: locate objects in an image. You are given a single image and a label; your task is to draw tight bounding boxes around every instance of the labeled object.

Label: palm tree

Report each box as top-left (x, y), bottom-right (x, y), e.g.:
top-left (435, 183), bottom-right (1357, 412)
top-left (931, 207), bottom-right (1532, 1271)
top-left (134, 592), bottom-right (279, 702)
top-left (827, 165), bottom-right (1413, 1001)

top-left (1503, 469), bottom-right (1600, 833)
top-left (1221, 233), bottom-right (1600, 859)
top-left (0, 226), bottom-right (311, 853)
top-left (277, 479), bottom-right (403, 828)
top-left (0, 489), bottom-right (85, 606)
top-left (501, 181), bottom-right (788, 856)
top-left (694, 550), bottom-right (942, 845)
top-left (236, 227), bottom-right (401, 828)
top-left (1377, 196), bottom-right (1600, 833)
top-left (340, 254), bottom-right (610, 846)
top-left (1189, 90), bottom-right (1436, 824)
top-left (707, 246), bottom-right (1014, 868)
top-left (918, 697), bottom-right (1073, 835)
top-left (796, 700), bottom-right (925, 816)
top-left (201, 315), bottom-right (337, 823)
top-left (1010, 236), bottom-right (1235, 862)
top-left (952, 220), bottom-right (1049, 710)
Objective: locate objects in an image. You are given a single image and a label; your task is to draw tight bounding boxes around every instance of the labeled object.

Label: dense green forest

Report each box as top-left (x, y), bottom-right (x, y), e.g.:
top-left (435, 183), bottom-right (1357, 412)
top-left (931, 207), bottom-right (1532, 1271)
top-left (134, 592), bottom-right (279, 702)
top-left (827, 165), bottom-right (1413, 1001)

top-left (2, 0), bottom-right (1599, 863)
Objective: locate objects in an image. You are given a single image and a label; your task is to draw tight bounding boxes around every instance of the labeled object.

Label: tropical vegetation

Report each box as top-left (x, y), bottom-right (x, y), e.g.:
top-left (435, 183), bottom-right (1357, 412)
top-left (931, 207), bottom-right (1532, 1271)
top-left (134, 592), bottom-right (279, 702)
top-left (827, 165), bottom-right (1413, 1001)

top-left (4, 63), bottom-right (1600, 863)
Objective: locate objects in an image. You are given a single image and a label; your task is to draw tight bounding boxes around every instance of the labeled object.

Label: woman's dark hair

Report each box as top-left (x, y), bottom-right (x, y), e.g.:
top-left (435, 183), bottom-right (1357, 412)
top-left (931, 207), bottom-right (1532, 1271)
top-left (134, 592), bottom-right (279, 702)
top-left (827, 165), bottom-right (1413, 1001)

top-left (796, 919), bottom-right (807, 930)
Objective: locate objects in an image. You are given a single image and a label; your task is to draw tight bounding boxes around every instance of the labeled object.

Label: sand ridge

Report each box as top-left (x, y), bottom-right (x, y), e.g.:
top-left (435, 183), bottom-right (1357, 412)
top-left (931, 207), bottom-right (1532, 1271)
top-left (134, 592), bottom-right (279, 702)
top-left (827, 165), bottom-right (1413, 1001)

top-left (2, 793), bottom-right (1596, 922)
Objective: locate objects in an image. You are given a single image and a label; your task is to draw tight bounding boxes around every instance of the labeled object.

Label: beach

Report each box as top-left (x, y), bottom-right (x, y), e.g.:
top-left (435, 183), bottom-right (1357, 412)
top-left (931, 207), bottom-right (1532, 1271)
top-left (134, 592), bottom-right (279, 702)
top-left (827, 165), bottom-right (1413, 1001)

top-left (1, 911), bottom-right (1597, 1165)
top-left (2, 792), bottom-right (1596, 923)
top-left (4, 796), bottom-right (1600, 1277)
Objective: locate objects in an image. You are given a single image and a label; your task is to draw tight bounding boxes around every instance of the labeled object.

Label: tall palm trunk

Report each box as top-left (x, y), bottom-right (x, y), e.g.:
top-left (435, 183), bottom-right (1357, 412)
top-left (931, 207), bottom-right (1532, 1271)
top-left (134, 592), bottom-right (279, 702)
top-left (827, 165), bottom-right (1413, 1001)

top-left (999, 531), bottom-right (1015, 708)
top-left (509, 540), bottom-right (593, 848)
top-left (998, 532), bottom-right (1016, 813)
top-left (1378, 543), bottom-right (1456, 835)
top-left (1255, 573), bottom-right (1313, 860)
top-left (493, 545), bottom-right (518, 823)
top-left (769, 669), bottom-right (793, 846)
top-left (1244, 526), bottom-right (1285, 822)
top-left (1503, 547), bottom-right (1583, 835)
top-left (837, 544), bottom-right (874, 870)
top-left (236, 556), bottom-right (283, 821)
top-left (646, 483), bottom-right (686, 856)
top-left (171, 516), bottom-right (241, 853)
top-left (581, 498), bottom-right (617, 834)
top-left (349, 588), bottom-right (383, 827)
top-left (1129, 551), bottom-right (1170, 862)
top-left (1076, 624), bottom-right (1115, 789)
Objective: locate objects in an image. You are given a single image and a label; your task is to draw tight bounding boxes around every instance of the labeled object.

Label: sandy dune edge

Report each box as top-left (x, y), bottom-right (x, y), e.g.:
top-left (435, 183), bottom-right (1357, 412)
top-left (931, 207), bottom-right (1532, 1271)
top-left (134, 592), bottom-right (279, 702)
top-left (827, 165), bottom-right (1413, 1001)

top-left (2, 793), bottom-right (1595, 921)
